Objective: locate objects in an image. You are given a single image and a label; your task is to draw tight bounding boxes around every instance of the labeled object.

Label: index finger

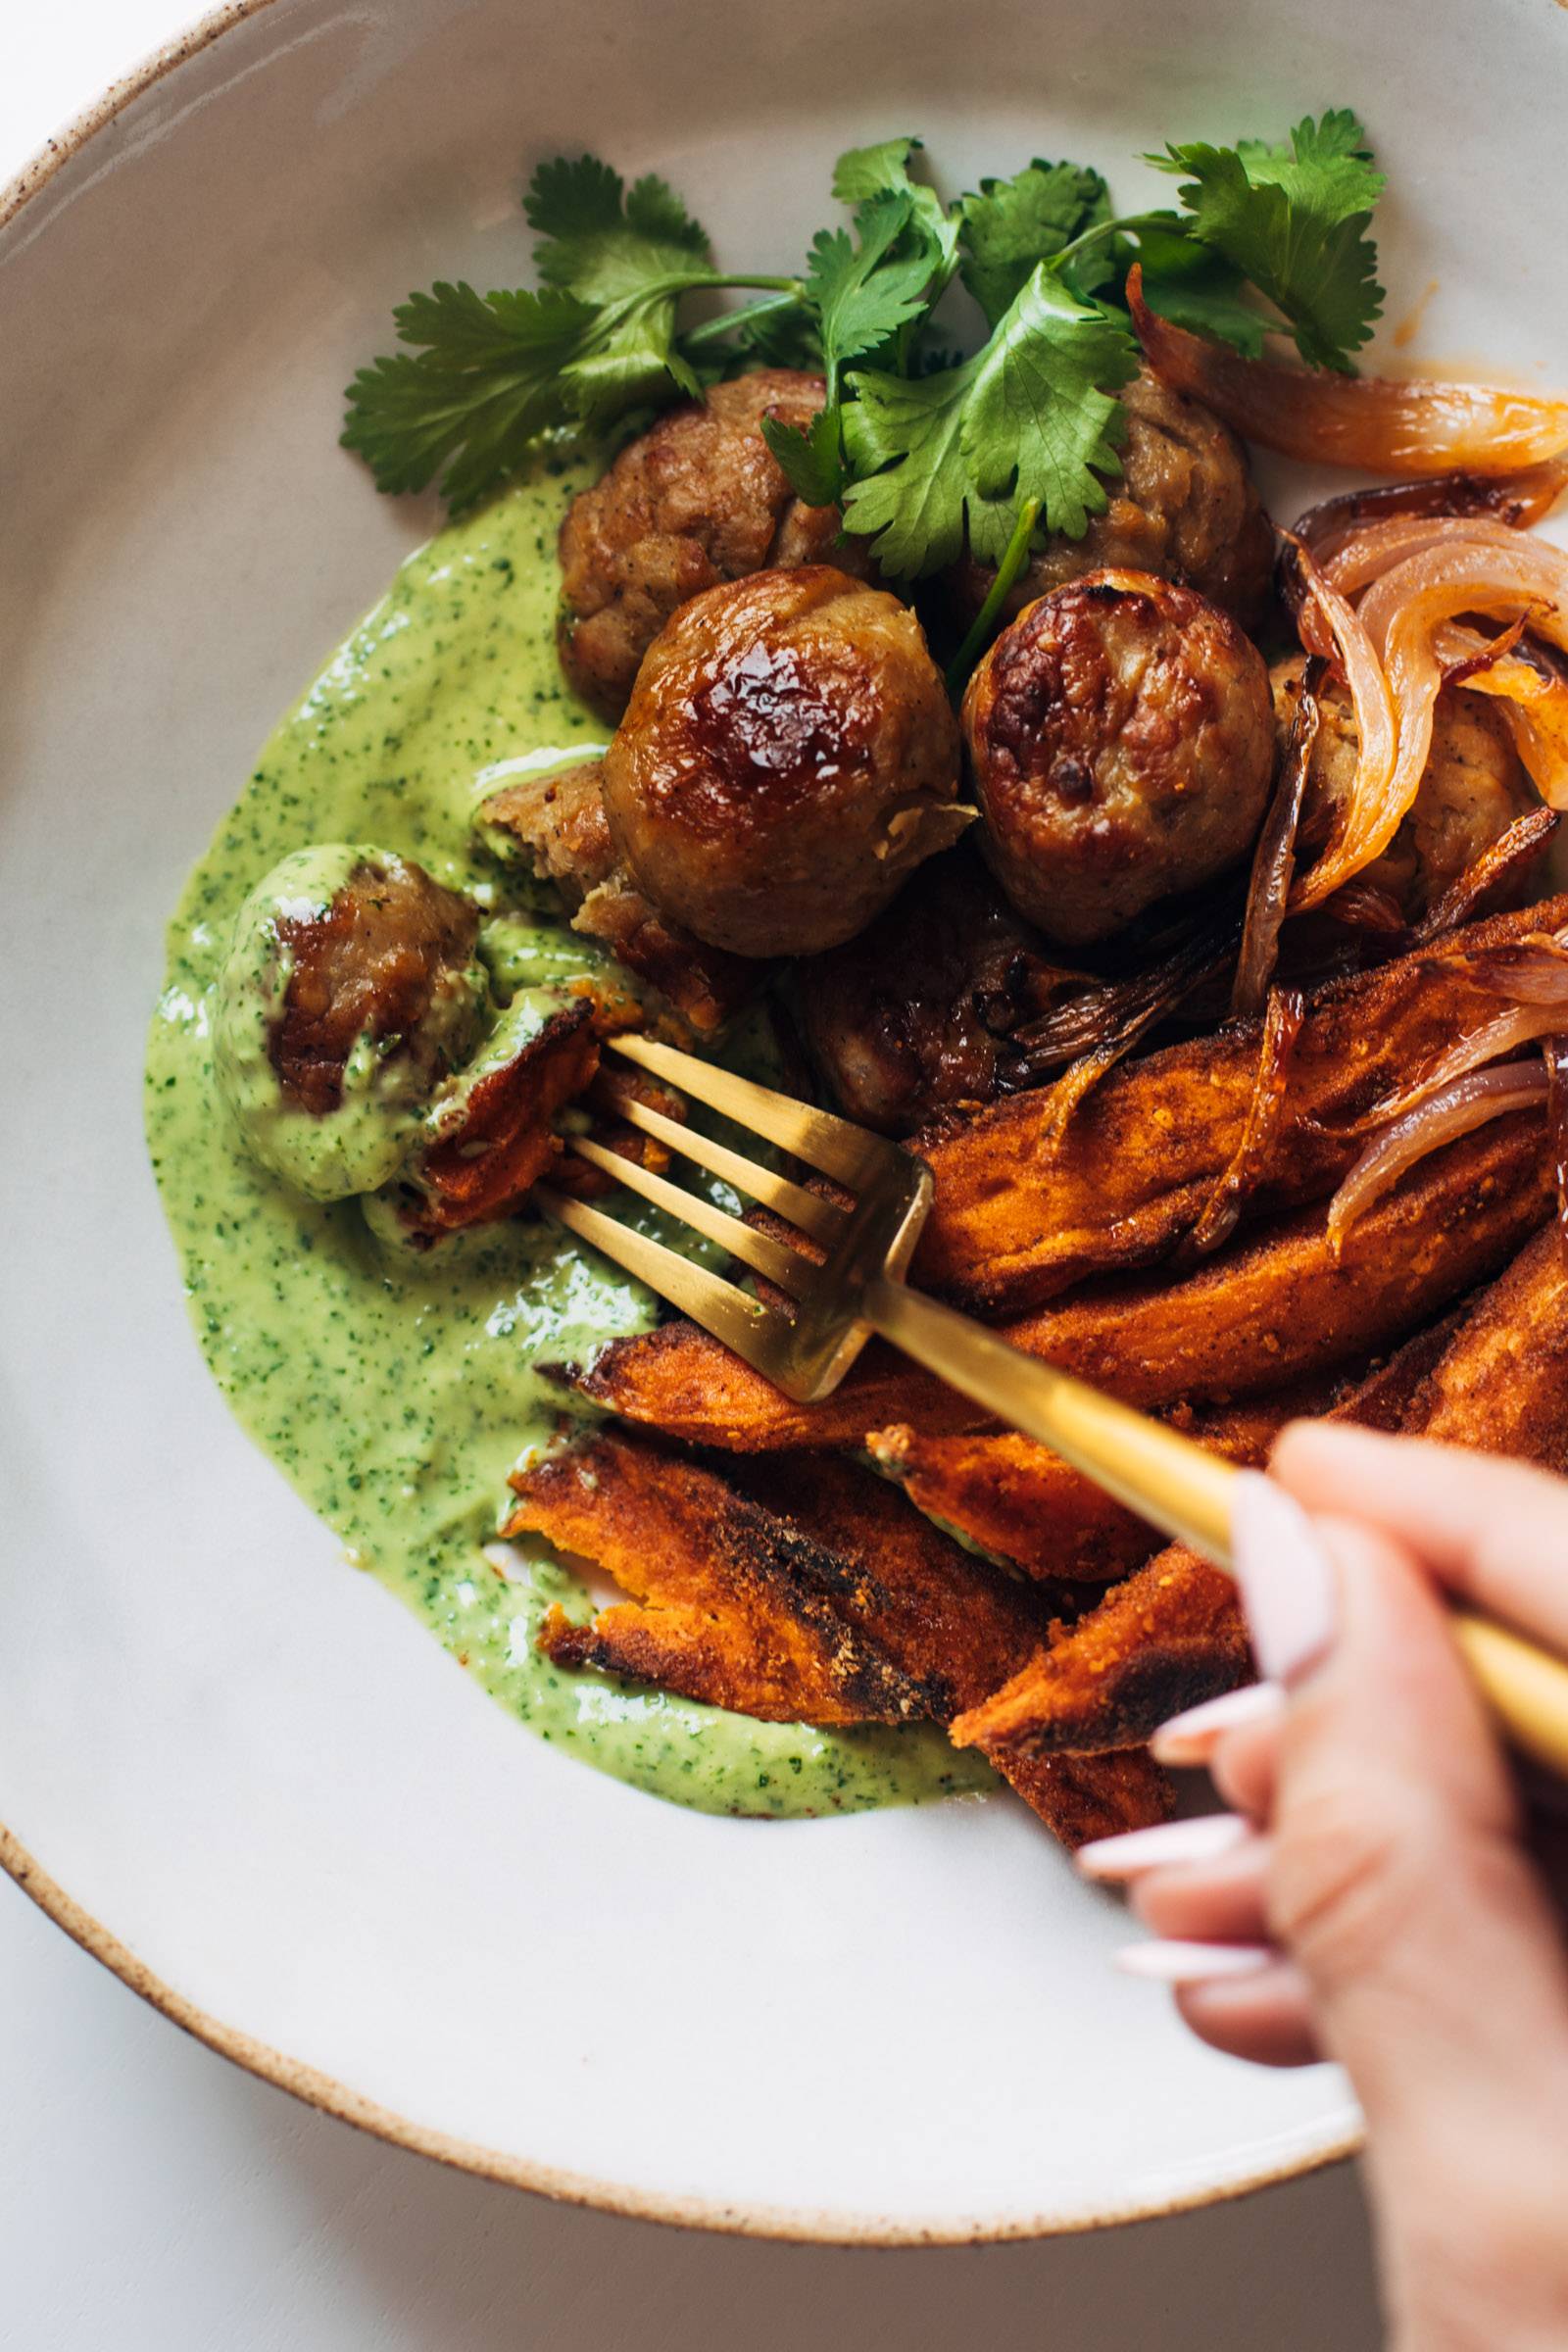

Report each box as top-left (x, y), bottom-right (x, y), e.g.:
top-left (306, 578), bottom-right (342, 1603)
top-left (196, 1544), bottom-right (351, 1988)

top-left (1271, 1423), bottom-right (1568, 1657)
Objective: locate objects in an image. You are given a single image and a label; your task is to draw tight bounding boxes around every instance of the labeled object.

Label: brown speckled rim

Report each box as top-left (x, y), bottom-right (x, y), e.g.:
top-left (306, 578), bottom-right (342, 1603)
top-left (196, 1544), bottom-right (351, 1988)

top-left (0, 0), bottom-right (1362, 2241)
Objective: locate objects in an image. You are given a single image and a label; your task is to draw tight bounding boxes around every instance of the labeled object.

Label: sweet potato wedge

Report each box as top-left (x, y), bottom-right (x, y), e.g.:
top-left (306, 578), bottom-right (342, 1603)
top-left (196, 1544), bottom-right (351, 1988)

top-left (408, 999), bottom-right (601, 1234)
top-left (912, 895), bottom-right (1568, 1316)
top-left (998, 1746), bottom-right (1176, 1846)
top-left (1408, 1223), bottom-right (1568, 1464)
top-left (726, 1455), bottom-right (1170, 1839)
top-left (864, 1376), bottom-right (1346, 1584)
top-left (955, 1222), bottom-right (1568, 1763)
top-left (505, 1433), bottom-right (926, 1725)
top-left (508, 1434), bottom-right (1171, 1841)
top-left (567, 1117), bottom-right (1550, 1450)
top-left (948, 1316), bottom-right (1462, 1760)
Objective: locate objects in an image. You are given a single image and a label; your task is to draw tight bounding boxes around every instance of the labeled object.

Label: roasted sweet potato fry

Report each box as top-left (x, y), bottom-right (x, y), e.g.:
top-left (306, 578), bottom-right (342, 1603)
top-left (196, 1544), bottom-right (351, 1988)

top-left (505, 1434), bottom-right (925, 1725)
top-left (948, 1316), bottom-right (1462, 1760)
top-left (913, 896), bottom-right (1568, 1316)
top-left (865, 1377), bottom-right (1346, 1584)
top-left (552, 1064), bottom-right (689, 1201)
top-left (1407, 1222), bottom-right (1568, 1463)
top-left (728, 1456), bottom-right (1170, 1839)
top-left (508, 1435), bottom-right (1171, 1842)
top-left (956, 1222), bottom-right (1568, 1763)
top-left (407, 999), bottom-right (601, 1234)
top-left (998, 1746), bottom-right (1176, 1846)
top-left (567, 1118), bottom-right (1550, 1449)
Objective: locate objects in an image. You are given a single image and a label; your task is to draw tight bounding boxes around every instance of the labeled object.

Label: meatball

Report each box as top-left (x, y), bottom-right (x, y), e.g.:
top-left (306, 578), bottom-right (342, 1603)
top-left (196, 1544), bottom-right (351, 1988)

top-left (215, 845), bottom-right (487, 1200)
top-left (601, 565), bottom-right (967, 958)
top-left (558, 370), bottom-right (876, 720)
top-left (1272, 656), bottom-right (1537, 919)
top-left (962, 569), bottom-right (1274, 948)
top-left (947, 366), bottom-right (1275, 638)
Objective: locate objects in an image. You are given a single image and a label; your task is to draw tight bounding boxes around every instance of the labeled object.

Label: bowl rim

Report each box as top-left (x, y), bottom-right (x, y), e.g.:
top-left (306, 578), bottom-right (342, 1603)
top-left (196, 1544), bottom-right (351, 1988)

top-left (0, 0), bottom-right (1362, 2240)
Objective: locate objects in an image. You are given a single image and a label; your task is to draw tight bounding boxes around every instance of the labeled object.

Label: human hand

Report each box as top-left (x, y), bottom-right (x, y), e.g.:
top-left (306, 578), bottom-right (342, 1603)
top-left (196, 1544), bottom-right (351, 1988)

top-left (1075, 1429), bottom-right (1568, 2352)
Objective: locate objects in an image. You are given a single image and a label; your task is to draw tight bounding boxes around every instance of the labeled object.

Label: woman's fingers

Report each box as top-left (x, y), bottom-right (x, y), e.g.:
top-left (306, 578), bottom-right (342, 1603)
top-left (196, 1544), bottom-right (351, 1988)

top-left (1272, 1424), bottom-right (1568, 1654)
top-left (1240, 1496), bottom-right (1568, 2192)
top-left (1130, 1836), bottom-right (1273, 1945)
top-left (1176, 1964), bottom-right (1323, 2069)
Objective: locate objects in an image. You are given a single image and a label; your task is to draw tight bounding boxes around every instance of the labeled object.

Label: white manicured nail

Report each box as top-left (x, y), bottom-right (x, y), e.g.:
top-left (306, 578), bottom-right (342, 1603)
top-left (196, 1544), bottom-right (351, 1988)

top-left (1115, 1938), bottom-right (1277, 1984)
top-left (1151, 1681), bottom-right (1286, 1765)
top-left (1231, 1472), bottom-right (1337, 1685)
top-left (1077, 1811), bottom-right (1251, 1881)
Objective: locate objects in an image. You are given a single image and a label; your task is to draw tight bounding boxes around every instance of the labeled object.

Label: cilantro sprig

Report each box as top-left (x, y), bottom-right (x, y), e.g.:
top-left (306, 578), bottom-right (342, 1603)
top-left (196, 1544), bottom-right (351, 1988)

top-left (344, 111), bottom-right (1386, 571)
top-left (343, 158), bottom-right (799, 507)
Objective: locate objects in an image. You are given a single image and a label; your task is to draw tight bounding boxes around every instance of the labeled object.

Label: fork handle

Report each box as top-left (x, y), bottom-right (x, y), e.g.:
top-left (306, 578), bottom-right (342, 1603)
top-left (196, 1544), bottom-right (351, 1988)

top-left (864, 1276), bottom-right (1568, 1780)
top-left (864, 1276), bottom-right (1239, 1564)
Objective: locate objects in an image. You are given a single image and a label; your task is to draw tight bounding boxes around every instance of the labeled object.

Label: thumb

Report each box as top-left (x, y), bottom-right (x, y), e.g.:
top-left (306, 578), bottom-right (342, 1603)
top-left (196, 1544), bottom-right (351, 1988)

top-left (1232, 1476), bottom-right (1568, 2183)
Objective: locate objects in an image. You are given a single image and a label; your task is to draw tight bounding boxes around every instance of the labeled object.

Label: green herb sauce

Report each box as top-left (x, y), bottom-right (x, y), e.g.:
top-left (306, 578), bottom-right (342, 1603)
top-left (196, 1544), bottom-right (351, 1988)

top-left (145, 454), bottom-right (993, 1818)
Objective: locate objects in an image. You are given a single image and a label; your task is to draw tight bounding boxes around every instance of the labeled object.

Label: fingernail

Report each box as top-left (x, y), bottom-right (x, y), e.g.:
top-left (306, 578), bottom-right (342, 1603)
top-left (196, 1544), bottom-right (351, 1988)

top-left (1151, 1681), bottom-right (1286, 1765)
top-left (1231, 1471), bottom-right (1337, 1685)
top-left (1077, 1812), bottom-right (1251, 1881)
top-left (1114, 1938), bottom-right (1277, 1985)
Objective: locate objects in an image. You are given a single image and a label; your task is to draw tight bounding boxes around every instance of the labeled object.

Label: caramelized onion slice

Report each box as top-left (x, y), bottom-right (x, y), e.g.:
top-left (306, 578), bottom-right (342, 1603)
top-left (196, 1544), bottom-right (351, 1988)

top-left (1329, 519), bottom-right (1568, 611)
top-left (1280, 537), bottom-right (1398, 912)
top-left (1436, 624), bottom-right (1568, 803)
top-left (1191, 988), bottom-right (1306, 1255)
top-left (1293, 466), bottom-right (1568, 564)
top-left (1298, 541), bottom-right (1568, 907)
top-left (1408, 806), bottom-right (1561, 943)
top-left (1235, 657), bottom-right (1323, 1013)
top-left (1349, 1001), bottom-right (1568, 1134)
top-left (1128, 268), bottom-right (1568, 477)
top-left (1328, 1061), bottom-right (1548, 1253)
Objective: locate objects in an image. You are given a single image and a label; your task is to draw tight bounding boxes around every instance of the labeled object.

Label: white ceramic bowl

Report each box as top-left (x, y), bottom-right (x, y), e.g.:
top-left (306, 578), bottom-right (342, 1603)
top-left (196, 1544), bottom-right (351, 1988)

top-left (3, 0), bottom-right (1564, 2244)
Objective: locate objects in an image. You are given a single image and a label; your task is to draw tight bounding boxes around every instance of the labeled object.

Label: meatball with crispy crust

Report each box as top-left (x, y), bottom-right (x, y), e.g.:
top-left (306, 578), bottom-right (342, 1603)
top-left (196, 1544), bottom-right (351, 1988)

top-left (558, 370), bottom-right (875, 720)
top-left (947, 367), bottom-right (1275, 638)
top-left (1273, 655), bottom-right (1538, 919)
top-left (602, 565), bottom-right (968, 958)
top-left (963, 569), bottom-right (1274, 949)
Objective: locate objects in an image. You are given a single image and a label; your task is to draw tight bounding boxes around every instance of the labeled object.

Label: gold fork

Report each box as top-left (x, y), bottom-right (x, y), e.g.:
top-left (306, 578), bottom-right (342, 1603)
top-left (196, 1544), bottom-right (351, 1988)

top-left (539, 1032), bottom-right (1568, 1779)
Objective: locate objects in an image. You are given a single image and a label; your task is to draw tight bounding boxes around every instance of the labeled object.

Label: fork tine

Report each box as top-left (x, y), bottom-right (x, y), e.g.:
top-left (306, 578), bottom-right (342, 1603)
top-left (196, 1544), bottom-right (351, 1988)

top-left (611, 1034), bottom-right (894, 1189)
top-left (603, 1092), bottom-right (847, 1245)
top-left (564, 1140), bottom-right (817, 1297)
top-left (536, 1188), bottom-right (787, 1364)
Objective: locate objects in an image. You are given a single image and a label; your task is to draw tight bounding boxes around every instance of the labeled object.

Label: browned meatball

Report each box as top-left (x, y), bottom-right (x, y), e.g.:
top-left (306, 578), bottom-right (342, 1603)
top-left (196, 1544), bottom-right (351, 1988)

top-left (962, 569), bottom-right (1274, 948)
top-left (947, 367), bottom-right (1275, 639)
top-left (1272, 656), bottom-right (1537, 919)
top-left (558, 370), bottom-right (875, 720)
top-left (269, 854), bottom-right (479, 1116)
top-left (215, 846), bottom-right (489, 1200)
top-left (602, 566), bottom-right (968, 958)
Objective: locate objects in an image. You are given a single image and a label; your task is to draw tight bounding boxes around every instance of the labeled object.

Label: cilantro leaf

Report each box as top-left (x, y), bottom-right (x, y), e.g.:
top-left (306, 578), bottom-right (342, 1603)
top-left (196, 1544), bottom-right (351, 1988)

top-left (760, 408), bottom-right (846, 507)
top-left (841, 266), bottom-right (1136, 575)
top-left (342, 282), bottom-right (601, 506)
top-left (956, 160), bottom-right (1114, 324)
top-left (341, 271), bottom-right (706, 508)
top-left (831, 136), bottom-right (959, 275)
top-left (803, 192), bottom-right (936, 380)
top-left (1152, 110), bottom-right (1385, 368)
top-left (761, 175), bottom-right (953, 508)
top-left (524, 155), bottom-right (712, 303)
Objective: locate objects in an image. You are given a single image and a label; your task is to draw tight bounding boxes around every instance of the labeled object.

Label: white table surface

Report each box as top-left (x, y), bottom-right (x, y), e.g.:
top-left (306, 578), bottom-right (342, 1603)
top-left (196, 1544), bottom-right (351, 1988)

top-left (0, 10), bottom-right (1384, 2344)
